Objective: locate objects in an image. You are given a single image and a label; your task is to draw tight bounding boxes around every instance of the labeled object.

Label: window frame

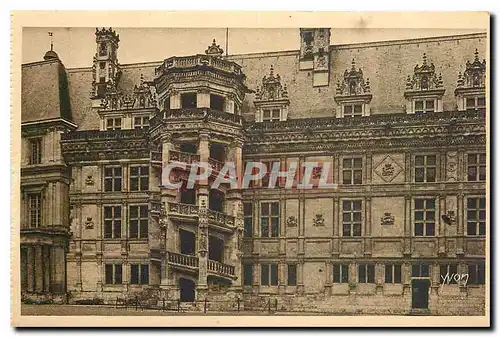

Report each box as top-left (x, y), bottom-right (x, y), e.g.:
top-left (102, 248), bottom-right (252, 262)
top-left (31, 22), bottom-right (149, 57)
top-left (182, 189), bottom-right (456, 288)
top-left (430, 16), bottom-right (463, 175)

top-left (243, 202), bottom-right (253, 238)
top-left (129, 204), bottom-right (149, 239)
top-left (358, 263), bottom-right (375, 283)
top-left (342, 157), bottom-right (363, 185)
top-left (468, 262), bottom-right (485, 285)
top-left (342, 200), bottom-right (363, 237)
top-left (439, 264), bottom-right (458, 284)
top-left (104, 166), bottom-right (123, 192)
top-left (243, 263), bottom-right (253, 286)
top-left (333, 264), bottom-right (349, 284)
top-left (287, 264), bottom-right (297, 286)
top-left (385, 264), bottom-right (402, 284)
top-left (129, 165), bottom-right (149, 191)
top-left (467, 153), bottom-right (486, 182)
top-left (465, 95), bottom-right (486, 112)
top-left (130, 263), bottom-right (149, 285)
top-left (104, 263), bottom-right (123, 285)
top-left (411, 264), bottom-right (430, 278)
top-left (260, 201), bottom-right (280, 238)
top-left (28, 137), bottom-right (42, 165)
top-left (262, 108), bottom-right (281, 122)
top-left (414, 198), bottom-right (436, 237)
top-left (260, 263), bottom-right (278, 286)
top-left (28, 193), bottom-right (42, 228)
top-left (466, 197), bottom-right (486, 236)
top-left (104, 205), bottom-right (122, 239)
top-left (106, 117), bottom-right (122, 131)
top-left (343, 103), bottom-right (363, 117)
top-left (133, 116), bottom-right (150, 129)
top-left (414, 154), bottom-right (437, 183)
top-left (414, 99), bottom-right (435, 114)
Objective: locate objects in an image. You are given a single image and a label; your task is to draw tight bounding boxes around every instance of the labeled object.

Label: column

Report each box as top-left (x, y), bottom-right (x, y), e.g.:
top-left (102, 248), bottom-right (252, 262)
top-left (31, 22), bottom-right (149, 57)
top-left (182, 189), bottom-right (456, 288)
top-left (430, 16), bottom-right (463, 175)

top-left (438, 194), bottom-right (446, 254)
top-left (197, 132), bottom-right (210, 297)
top-left (170, 90), bottom-right (180, 109)
top-left (364, 197), bottom-right (372, 255)
top-left (456, 192), bottom-right (465, 255)
top-left (404, 194), bottom-right (412, 255)
top-left (34, 245), bottom-right (43, 293)
top-left (26, 245), bottom-right (35, 292)
top-left (297, 258), bottom-right (304, 294)
top-left (43, 245), bottom-right (51, 293)
top-left (197, 89), bottom-right (210, 108)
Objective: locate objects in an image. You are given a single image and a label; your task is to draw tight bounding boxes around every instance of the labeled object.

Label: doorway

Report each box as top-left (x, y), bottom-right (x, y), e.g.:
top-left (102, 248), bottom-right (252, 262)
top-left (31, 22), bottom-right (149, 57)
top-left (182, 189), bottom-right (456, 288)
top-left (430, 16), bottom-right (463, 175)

top-left (179, 277), bottom-right (196, 302)
top-left (209, 236), bottom-right (224, 262)
top-left (411, 279), bottom-right (430, 309)
top-left (179, 230), bottom-right (196, 256)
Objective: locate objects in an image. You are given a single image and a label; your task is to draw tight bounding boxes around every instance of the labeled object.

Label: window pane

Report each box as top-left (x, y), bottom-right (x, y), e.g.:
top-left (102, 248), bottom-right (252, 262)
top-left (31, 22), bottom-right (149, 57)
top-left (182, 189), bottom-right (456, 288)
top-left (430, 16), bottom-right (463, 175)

top-left (333, 264), bottom-right (340, 283)
top-left (341, 265), bottom-right (349, 283)
top-left (477, 97), bottom-right (486, 106)
top-left (342, 171), bottom-right (351, 184)
top-left (385, 265), bottom-right (392, 283)
top-left (288, 264), bottom-right (297, 286)
top-left (352, 224), bottom-right (362, 237)
top-left (115, 265), bottom-right (122, 284)
top-left (271, 203), bottom-right (279, 215)
top-left (343, 159), bottom-right (352, 168)
top-left (421, 264), bottom-right (429, 277)
top-left (425, 222), bottom-right (435, 236)
top-left (415, 223), bottom-right (424, 236)
top-left (270, 264), bottom-right (278, 285)
top-left (367, 265), bottom-right (375, 283)
top-left (358, 265), bottom-right (366, 283)
top-left (394, 265), bottom-right (402, 283)
top-left (105, 265), bottom-right (113, 284)
top-left (271, 218), bottom-right (279, 237)
top-left (261, 218), bottom-right (269, 237)
top-left (467, 222), bottom-right (477, 235)
top-left (466, 97), bottom-right (475, 107)
top-left (261, 264), bottom-right (269, 285)
top-left (343, 224), bottom-right (351, 236)
top-left (130, 264), bottom-right (139, 284)
top-left (243, 203), bottom-right (252, 216)
top-left (415, 156), bottom-right (424, 166)
top-left (415, 199), bottom-right (424, 209)
top-left (261, 203), bottom-right (269, 216)
top-left (415, 101), bottom-right (423, 110)
top-left (141, 264), bottom-right (149, 284)
top-left (130, 220), bottom-right (138, 238)
top-left (426, 168), bottom-right (436, 182)
top-left (344, 105), bottom-right (352, 114)
top-left (426, 199), bottom-right (435, 209)
top-left (243, 264), bottom-right (253, 286)
top-left (354, 105), bottom-right (362, 113)
top-left (412, 265), bottom-right (419, 277)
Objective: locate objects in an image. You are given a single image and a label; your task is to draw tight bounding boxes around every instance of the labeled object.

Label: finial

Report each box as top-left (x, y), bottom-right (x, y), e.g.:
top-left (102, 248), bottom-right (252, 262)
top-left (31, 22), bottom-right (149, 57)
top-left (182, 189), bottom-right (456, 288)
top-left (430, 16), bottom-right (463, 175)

top-left (269, 65), bottom-right (274, 76)
top-left (351, 58), bottom-right (356, 70)
top-left (422, 53), bottom-right (427, 65)
top-left (48, 32), bottom-right (53, 51)
top-left (140, 73), bottom-right (144, 85)
top-left (474, 48), bottom-right (479, 61)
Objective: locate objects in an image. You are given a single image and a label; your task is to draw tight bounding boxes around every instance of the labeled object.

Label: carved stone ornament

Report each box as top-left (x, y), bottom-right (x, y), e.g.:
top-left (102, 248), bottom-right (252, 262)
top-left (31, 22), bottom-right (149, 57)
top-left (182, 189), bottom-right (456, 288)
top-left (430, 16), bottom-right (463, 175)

top-left (286, 216), bottom-right (298, 227)
top-left (100, 73), bottom-right (156, 110)
top-left (335, 59), bottom-right (371, 97)
top-left (380, 212), bottom-right (395, 226)
top-left (457, 49), bottom-right (486, 89)
top-left (85, 175), bottom-right (95, 186)
top-left (85, 217), bottom-right (94, 229)
top-left (313, 214), bottom-right (325, 226)
top-left (405, 53), bottom-right (444, 93)
top-left (205, 39), bottom-right (224, 57)
top-left (254, 65), bottom-right (289, 101)
top-left (374, 155), bottom-right (403, 183)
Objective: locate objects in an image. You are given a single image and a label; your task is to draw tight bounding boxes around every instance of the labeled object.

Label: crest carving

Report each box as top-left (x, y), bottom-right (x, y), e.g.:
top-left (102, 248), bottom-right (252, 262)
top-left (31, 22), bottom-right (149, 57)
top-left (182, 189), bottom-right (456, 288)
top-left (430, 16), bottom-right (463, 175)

top-left (457, 49), bottom-right (486, 89)
top-left (85, 217), bottom-right (94, 229)
top-left (335, 59), bottom-right (371, 97)
top-left (205, 39), bottom-right (224, 57)
top-left (405, 53), bottom-right (444, 92)
top-left (374, 155), bottom-right (403, 183)
top-left (313, 214), bottom-right (325, 226)
top-left (85, 175), bottom-right (95, 186)
top-left (380, 212), bottom-right (395, 226)
top-left (254, 65), bottom-right (288, 101)
top-left (286, 216), bottom-right (297, 227)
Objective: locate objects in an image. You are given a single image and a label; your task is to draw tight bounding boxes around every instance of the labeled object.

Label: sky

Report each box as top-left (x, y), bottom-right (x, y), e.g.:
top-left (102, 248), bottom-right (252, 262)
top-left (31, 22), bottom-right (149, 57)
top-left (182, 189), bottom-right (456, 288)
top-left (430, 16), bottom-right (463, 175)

top-left (22, 27), bottom-right (484, 68)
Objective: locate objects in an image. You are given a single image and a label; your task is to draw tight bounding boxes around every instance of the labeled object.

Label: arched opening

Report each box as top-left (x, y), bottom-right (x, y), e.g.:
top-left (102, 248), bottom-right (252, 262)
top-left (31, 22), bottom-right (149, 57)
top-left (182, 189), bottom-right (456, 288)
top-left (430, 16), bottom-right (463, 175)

top-left (209, 236), bottom-right (224, 262)
top-left (179, 277), bottom-right (196, 302)
top-left (179, 229), bottom-right (196, 256)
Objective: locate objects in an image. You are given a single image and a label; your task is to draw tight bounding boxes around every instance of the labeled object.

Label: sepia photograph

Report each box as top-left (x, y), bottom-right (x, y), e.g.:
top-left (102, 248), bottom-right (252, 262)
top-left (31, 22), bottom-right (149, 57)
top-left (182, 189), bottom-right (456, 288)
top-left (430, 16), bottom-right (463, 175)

top-left (10, 11), bottom-right (490, 327)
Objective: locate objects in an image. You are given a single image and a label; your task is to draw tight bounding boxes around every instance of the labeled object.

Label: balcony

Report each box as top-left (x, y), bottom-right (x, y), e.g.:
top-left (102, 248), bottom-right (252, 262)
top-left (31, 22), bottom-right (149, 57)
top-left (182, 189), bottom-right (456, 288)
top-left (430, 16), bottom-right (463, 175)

top-left (207, 260), bottom-right (236, 279)
top-left (165, 251), bottom-right (236, 280)
top-left (168, 150), bottom-right (200, 166)
top-left (208, 157), bottom-right (224, 173)
top-left (167, 251), bottom-right (199, 272)
top-left (155, 55), bottom-right (243, 78)
top-left (167, 202), bottom-right (199, 222)
top-left (207, 209), bottom-right (236, 229)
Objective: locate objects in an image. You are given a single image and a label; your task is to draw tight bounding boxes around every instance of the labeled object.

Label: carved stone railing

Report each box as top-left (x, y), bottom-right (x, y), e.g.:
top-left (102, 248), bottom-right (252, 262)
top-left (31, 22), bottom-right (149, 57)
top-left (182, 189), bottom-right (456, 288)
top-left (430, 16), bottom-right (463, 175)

top-left (208, 157), bottom-right (224, 173)
top-left (207, 260), bottom-right (236, 279)
top-left (168, 150), bottom-right (200, 165)
top-left (155, 55), bottom-right (243, 77)
top-left (167, 251), bottom-right (199, 269)
top-left (207, 209), bottom-right (236, 228)
top-left (160, 108), bottom-right (244, 125)
top-left (167, 202), bottom-right (199, 217)
top-left (151, 151), bottom-right (162, 162)
top-left (61, 129), bottom-right (148, 141)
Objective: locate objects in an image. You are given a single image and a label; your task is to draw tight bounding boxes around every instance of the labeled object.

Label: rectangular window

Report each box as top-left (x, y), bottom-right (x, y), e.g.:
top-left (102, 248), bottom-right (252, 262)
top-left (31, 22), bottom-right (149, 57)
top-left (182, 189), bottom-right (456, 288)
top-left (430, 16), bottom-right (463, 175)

top-left (415, 99), bottom-right (435, 114)
top-left (342, 200), bottom-right (362, 237)
top-left (130, 166), bottom-right (149, 191)
top-left (342, 157), bottom-right (363, 185)
top-left (28, 193), bottom-right (42, 228)
top-left (130, 264), bottom-right (149, 285)
top-left (262, 161), bottom-right (280, 187)
top-left (243, 202), bottom-right (253, 238)
top-left (104, 264), bottom-right (123, 284)
top-left (106, 118), bottom-right (122, 130)
top-left (414, 198), bottom-right (436, 236)
top-left (262, 109), bottom-right (281, 122)
top-left (415, 155), bottom-right (436, 182)
top-left (243, 264), bottom-right (253, 286)
top-left (385, 264), bottom-right (402, 284)
top-left (181, 92), bottom-right (197, 108)
top-left (133, 116), bottom-right (150, 129)
top-left (287, 264), bottom-right (297, 286)
top-left (129, 205), bottom-right (148, 239)
top-left (467, 153), bottom-right (486, 182)
top-left (466, 96), bottom-right (486, 113)
top-left (343, 104), bottom-right (363, 117)
top-left (358, 264), bottom-right (375, 283)
top-left (104, 206), bottom-right (122, 239)
top-left (467, 197), bottom-right (486, 236)
top-left (440, 264), bottom-right (458, 284)
top-left (261, 263), bottom-right (278, 286)
top-left (104, 167), bottom-right (122, 192)
top-left (412, 264), bottom-right (430, 277)
top-left (29, 138), bottom-right (42, 165)
top-left (333, 264), bottom-right (349, 283)
top-left (468, 262), bottom-right (485, 285)
top-left (261, 202), bottom-right (280, 237)
top-left (210, 94), bottom-right (225, 111)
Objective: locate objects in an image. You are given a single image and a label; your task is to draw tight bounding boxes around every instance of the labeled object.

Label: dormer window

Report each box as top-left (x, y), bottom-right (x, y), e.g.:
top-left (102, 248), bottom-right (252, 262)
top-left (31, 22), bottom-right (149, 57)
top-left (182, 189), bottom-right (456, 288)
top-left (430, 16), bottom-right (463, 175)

top-left (455, 49), bottom-right (486, 113)
top-left (335, 59), bottom-right (372, 118)
top-left (404, 53), bottom-right (445, 114)
top-left (254, 65), bottom-right (289, 122)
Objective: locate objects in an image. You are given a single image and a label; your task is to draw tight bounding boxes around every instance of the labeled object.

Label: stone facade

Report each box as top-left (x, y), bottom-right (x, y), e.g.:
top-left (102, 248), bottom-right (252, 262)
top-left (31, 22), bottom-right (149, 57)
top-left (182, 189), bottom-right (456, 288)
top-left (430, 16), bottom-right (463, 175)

top-left (20, 28), bottom-right (487, 315)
